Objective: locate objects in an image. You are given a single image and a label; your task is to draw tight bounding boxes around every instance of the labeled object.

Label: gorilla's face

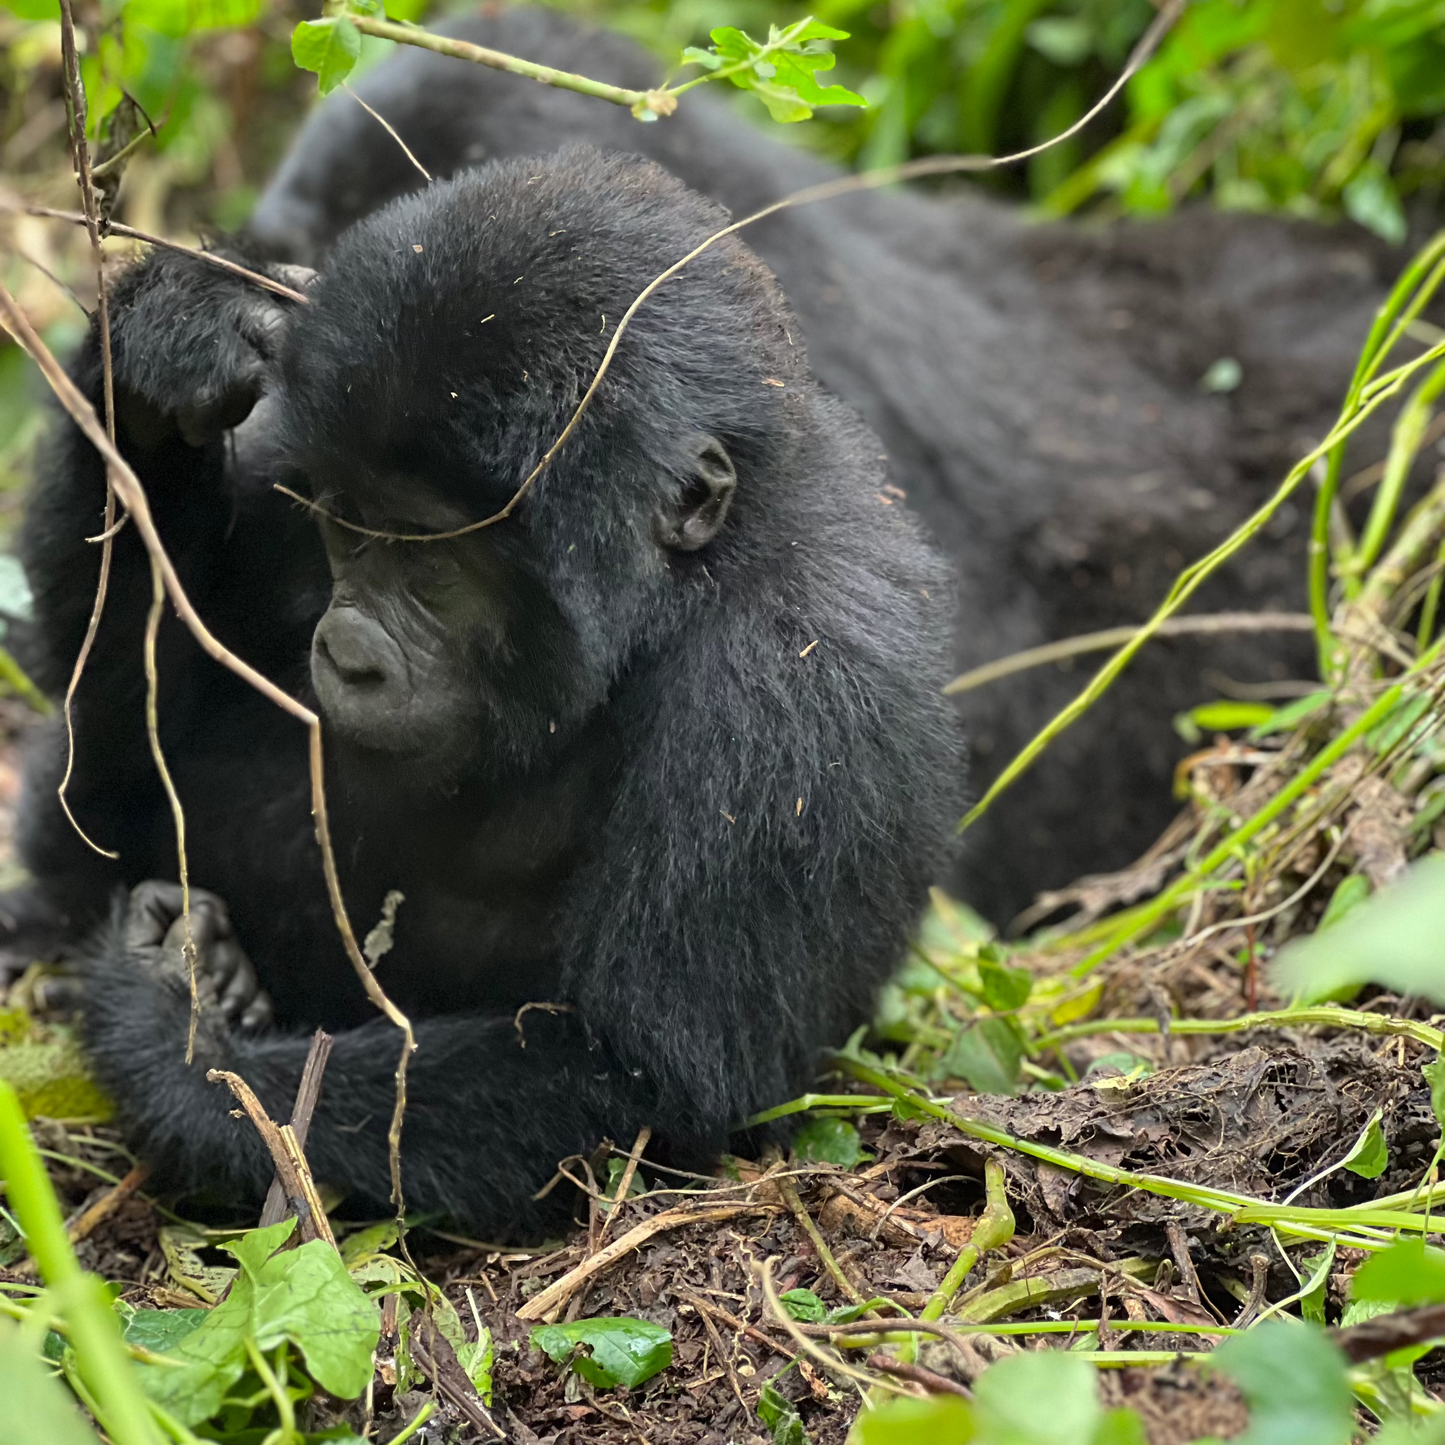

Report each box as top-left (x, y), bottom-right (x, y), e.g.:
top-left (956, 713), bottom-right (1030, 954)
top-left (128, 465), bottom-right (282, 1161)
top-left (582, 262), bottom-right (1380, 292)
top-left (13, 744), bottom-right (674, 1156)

top-left (308, 478), bottom-right (572, 781)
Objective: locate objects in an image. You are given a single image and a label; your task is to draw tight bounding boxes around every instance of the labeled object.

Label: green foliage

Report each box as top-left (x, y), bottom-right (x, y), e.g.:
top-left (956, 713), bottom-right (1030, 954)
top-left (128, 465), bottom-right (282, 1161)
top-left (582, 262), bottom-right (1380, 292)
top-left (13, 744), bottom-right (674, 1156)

top-left (0, 1321), bottom-right (102, 1445)
top-left (1208, 1322), bottom-right (1355, 1445)
top-left (759, 1379), bottom-right (811, 1445)
top-left (133, 1215), bottom-right (379, 1429)
top-left (1352, 1237), bottom-right (1445, 1306)
top-left (792, 1115), bottom-right (865, 1166)
top-left (1273, 853), bottom-right (1445, 1003)
top-left (1340, 1112), bottom-right (1389, 1178)
top-left (941, 1014), bottom-right (1025, 1094)
top-left (530, 1315), bottom-right (673, 1389)
top-left (681, 18), bottom-right (865, 121)
top-left (291, 15), bottom-right (362, 95)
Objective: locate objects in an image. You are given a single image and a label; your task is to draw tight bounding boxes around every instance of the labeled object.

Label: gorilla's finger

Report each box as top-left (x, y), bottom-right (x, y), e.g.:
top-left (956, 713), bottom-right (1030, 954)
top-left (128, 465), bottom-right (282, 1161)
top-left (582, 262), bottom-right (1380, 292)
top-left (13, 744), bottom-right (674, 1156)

top-left (125, 881), bottom-right (187, 950)
top-left (238, 990), bottom-right (275, 1032)
top-left (214, 941), bottom-right (263, 1021)
top-left (175, 364), bottom-right (266, 447)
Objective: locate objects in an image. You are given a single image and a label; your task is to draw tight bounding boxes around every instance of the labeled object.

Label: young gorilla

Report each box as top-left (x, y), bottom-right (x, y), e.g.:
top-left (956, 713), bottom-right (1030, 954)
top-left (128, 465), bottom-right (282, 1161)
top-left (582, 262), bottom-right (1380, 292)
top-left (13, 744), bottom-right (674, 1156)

top-left (16, 148), bottom-right (962, 1232)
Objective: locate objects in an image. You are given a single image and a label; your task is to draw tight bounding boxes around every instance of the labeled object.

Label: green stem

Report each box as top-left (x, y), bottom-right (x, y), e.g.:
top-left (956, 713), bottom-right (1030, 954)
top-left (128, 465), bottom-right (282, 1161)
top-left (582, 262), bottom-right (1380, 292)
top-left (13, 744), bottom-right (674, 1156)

top-left (745, 1094), bottom-right (895, 1127)
top-left (961, 338), bottom-right (1444, 836)
top-left (1416, 538), bottom-right (1445, 650)
top-left (899, 1158), bottom-right (1014, 1363)
top-left (0, 644), bottom-right (52, 715)
top-left (345, 14), bottom-right (667, 117)
top-left (1070, 666), bottom-right (1424, 974)
top-left (0, 1079), bottom-right (164, 1445)
top-left (244, 1339), bottom-right (296, 1444)
top-left (670, 18), bottom-right (820, 97)
top-left (1034, 1007), bottom-right (1443, 1055)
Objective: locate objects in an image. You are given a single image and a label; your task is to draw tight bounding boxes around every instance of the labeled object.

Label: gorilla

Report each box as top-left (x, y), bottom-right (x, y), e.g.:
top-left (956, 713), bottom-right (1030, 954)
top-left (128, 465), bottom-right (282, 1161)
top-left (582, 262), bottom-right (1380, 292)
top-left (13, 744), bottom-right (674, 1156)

top-left (13, 147), bottom-right (962, 1232)
top-left (250, 5), bottom-right (1408, 922)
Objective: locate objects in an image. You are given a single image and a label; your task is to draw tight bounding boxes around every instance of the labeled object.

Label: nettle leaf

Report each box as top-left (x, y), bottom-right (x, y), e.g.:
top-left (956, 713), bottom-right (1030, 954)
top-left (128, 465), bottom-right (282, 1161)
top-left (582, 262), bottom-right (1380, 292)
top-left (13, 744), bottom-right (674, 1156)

top-left (1209, 1321), bottom-right (1354, 1445)
top-left (1425, 1057), bottom-right (1445, 1130)
top-left (1274, 855), bottom-right (1445, 1005)
top-left (793, 1117), bottom-right (865, 1168)
top-left (531, 1316), bottom-right (672, 1389)
top-left (139, 1218), bottom-right (379, 1425)
top-left (693, 19), bottom-right (865, 123)
top-left (1352, 1238), bottom-right (1445, 1308)
top-left (780, 1288), bottom-right (828, 1323)
top-left (121, 1306), bottom-right (208, 1354)
top-left (291, 16), bottom-right (361, 96)
top-left (759, 1380), bottom-right (810, 1445)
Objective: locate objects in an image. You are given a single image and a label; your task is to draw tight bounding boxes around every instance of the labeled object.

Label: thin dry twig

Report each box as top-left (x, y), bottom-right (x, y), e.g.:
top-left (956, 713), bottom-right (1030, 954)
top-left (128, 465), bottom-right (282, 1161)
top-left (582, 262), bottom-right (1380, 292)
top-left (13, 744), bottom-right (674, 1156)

top-left (866, 1352), bottom-right (971, 1398)
top-left (66, 1162), bottom-right (149, 1246)
top-left (208, 1068), bottom-right (336, 1249)
top-left (594, 1123), bottom-right (651, 1248)
top-left (343, 85), bottom-right (431, 183)
top-left (515, 1201), bottom-right (771, 1322)
top-left (260, 1029), bottom-right (333, 1229)
top-left (409, 1315), bottom-right (506, 1439)
top-left (15, 205), bottom-right (310, 304)
top-left (943, 613), bottom-right (1317, 696)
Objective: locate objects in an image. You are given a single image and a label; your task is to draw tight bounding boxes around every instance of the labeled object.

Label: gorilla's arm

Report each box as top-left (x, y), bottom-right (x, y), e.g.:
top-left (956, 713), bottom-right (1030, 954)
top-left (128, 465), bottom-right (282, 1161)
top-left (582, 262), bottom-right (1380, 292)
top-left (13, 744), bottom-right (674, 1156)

top-left (77, 899), bottom-right (653, 1232)
top-left (15, 250), bottom-right (313, 932)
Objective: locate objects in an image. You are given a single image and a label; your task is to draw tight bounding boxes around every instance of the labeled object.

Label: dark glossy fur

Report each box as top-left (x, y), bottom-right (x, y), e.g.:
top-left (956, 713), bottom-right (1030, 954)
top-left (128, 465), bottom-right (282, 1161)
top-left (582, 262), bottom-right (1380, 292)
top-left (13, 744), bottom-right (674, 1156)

top-left (16, 150), bottom-right (962, 1233)
top-left (251, 6), bottom-right (1413, 922)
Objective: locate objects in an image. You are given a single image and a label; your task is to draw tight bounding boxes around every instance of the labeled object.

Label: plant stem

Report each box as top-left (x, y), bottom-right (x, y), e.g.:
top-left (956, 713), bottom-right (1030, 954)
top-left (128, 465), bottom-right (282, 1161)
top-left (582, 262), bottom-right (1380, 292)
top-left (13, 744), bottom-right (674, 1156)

top-left (0, 1080), bottom-right (164, 1444)
top-left (344, 14), bottom-right (672, 117)
top-left (1033, 1007), bottom-right (1443, 1055)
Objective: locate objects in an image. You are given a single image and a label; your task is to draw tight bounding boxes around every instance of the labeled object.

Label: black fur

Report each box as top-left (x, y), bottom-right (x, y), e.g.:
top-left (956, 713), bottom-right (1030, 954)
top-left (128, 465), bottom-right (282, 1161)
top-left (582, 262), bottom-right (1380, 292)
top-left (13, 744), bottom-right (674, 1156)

top-left (15, 149), bottom-right (962, 1233)
top-left (251, 5), bottom-right (1408, 922)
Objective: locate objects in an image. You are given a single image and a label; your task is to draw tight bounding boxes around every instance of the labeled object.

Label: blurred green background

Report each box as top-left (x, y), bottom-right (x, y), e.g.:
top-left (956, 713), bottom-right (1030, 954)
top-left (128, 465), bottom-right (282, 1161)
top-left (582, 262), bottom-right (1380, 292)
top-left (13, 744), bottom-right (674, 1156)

top-left (3, 0), bottom-right (1445, 514)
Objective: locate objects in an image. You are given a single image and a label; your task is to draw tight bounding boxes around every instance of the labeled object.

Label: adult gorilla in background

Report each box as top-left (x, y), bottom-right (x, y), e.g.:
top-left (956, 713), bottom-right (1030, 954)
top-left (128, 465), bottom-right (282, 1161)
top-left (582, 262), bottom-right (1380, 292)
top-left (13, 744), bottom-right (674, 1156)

top-left (15, 149), bottom-right (962, 1231)
top-left (252, 5), bottom-right (1407, 922)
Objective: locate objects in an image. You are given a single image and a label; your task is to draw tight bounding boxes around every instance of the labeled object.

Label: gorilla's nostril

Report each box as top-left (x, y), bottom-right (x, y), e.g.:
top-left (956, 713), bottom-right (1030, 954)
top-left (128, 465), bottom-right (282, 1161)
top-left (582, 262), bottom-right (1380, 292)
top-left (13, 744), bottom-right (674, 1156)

top-left (318, 632), bottom-right (385, 687)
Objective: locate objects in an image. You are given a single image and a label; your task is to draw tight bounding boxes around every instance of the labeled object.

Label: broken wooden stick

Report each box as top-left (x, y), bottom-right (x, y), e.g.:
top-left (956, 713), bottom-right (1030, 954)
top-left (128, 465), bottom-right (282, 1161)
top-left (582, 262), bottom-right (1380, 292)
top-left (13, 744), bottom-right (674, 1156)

top-left (208, 1066), bottom-right (336, 1249)
top-left (260, 1029), bottom-right (332, 1228)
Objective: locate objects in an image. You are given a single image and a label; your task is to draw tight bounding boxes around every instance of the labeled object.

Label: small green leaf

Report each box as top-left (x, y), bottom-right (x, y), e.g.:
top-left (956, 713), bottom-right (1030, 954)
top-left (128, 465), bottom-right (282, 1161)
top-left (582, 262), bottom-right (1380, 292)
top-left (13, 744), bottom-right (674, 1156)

top-left (1209, 1321), bottom-right (1354, 1445)
top-left (1352, 1238), bottom-right (1445, 1307)
top-left (531, 1316), bottom-right (672, 1389)
top-left (793, 1117), bottom-right (864, 1168)
top-left (345, 0), bottom-right (383, 14)
top-left (848, 1392), bottom-right (974, 1444)
top-left (1341, 1115), bottom-right (1388, 1180)
top-left (780, 1288), bottom-right (828, 1323)
top-left (1247, 690), bottom-right (1331, 740)
top-left (121, 1307), bottom-right (208, 1354)
top-left (978, 955), bottom-right (1032, 1011)
top-left (681, 46), bottom-right (723, 70)
top-left (1188, 700), bottom-right (1276, 733)
top-left (1343, 160), bottom-right (1408, 245)
top-left (1425, 1057), bottom-right (1445, 1130)
top-left (0, 1321), bottom-right (101, 1445)
top-left (1299, 1245), bottom-right (1334, 1326)
top-left (759, 1380), bottom-right (810, 1445)
top-left (291, 17), bottom-right (361, 96)
top-left (1317, 875), bottom-right (1370, 932)
top-left (942, 1015), bottom-right (1023, 1095)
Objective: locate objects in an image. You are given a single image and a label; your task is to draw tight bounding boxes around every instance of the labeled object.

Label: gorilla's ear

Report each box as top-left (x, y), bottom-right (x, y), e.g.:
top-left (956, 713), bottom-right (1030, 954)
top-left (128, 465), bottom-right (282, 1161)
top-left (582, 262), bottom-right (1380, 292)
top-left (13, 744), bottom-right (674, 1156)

top-left (654, 435), bottom-right (736, 552)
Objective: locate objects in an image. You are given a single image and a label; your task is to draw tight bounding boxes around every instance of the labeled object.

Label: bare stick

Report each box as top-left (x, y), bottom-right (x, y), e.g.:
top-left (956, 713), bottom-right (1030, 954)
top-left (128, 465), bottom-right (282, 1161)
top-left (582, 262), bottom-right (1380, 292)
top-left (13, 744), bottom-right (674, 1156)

top-left (408, 1321), bottom-right (505, 1439)
top-left (515, 1201), bottom-right (768, 1322)
top-left (66, 1162), bottom-right (149, 1246)
top-left (593, 1123), bottom-right (650, 1247)
top-left (14, 206), bottom-right (309, 305)
top-left (53, 0), bottom-right (121, 862)
top-left (208, 1068), bottom-right (336, 1249)
top-left (0, 282), bottom-right (415, 1230)
top-left (943, 612), bottom-right (1317, 695)
top-left (143, 558), bottom-right (199, 1060)
top-left (343, 85), bottom-right (430, 183)
top-left (260, 1029), bottom-right (333, 1228)
top-left (867, 1352), bottom-right (971, 1398)
top-left (279, 0), bottom-right (1186, 548)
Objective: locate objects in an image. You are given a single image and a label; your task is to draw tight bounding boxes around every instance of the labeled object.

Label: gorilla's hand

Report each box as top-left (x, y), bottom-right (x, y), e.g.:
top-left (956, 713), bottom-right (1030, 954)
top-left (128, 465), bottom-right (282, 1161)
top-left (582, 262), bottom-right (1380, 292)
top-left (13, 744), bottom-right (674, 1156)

top-left (122, 881), bottom-right (273, 1030)
top-left (110, 252), bottom-right (315, 451)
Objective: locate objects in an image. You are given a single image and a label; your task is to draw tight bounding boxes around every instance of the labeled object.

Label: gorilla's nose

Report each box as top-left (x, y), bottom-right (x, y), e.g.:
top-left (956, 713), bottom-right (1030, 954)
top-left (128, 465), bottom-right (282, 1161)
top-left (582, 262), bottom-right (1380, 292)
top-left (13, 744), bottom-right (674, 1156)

top-left (314, 607), bottom-right (391, 688)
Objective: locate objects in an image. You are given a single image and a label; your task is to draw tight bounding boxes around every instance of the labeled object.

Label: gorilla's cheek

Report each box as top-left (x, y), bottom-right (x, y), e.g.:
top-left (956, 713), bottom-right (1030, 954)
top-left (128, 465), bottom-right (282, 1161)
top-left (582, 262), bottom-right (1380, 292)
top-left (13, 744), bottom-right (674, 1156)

top-left (311, 604), bottom-right (467, 756)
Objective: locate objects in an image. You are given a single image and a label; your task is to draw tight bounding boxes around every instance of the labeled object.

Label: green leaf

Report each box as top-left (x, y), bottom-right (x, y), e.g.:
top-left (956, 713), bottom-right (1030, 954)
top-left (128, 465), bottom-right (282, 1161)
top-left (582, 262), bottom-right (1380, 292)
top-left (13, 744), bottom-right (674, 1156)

top-left (978, 955), bottom-right (1032, 1011)
top-left (121, 1306), bottom-right (208, 1354)
top-left (1425, 1057), bottom-right (1445, 1130)
top-left (793, 1117), bottom-right (864, 1168)
top-left (972, 1350), bottom-right (1103, 1445)
top-left (531, 1316), bottom-right (672, 1389)
top-left (681, 46), bottom-right (724, 70)
top-left (1317, 874), bottom-right (1370, 932)
top-left (1273, 855), bottom-right (1445, 1005)
top-left (1343, 160), bottom-right (1408, 245)
top-left (780, 1288), bottom-right (828, 1323)
top-left (1247, 691), bottom-right (1331, 739)
top-left (1209, 1321), bottom-right (1354, 1445)
top-left (1189, 700), bottom-right (1276, 733)
top-left (942, 1015), bottom-right (1024, 1095)
top-left (0, 1321), bottom-right (100, 1445)
top-left (1091, 1411), bottom-right (1148, 1445)
top-left (1341, 1115), bottom-right (1389, 1179)
top-left (291, 17), bottom-right (361, 96)
top-left (759, 1380), bottom-right (811, 1445)
top-left (848, 1392), bottom-right (974, 1444)
top-left (1352, 1238), bottom-right (1445, 1307)
top-left (139, 1218), bottom-right (379, 1424)
top-left (1299, 1245), bottom-right (1333, 1326)
top-left (345, 0), bottom-right (383, 14)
